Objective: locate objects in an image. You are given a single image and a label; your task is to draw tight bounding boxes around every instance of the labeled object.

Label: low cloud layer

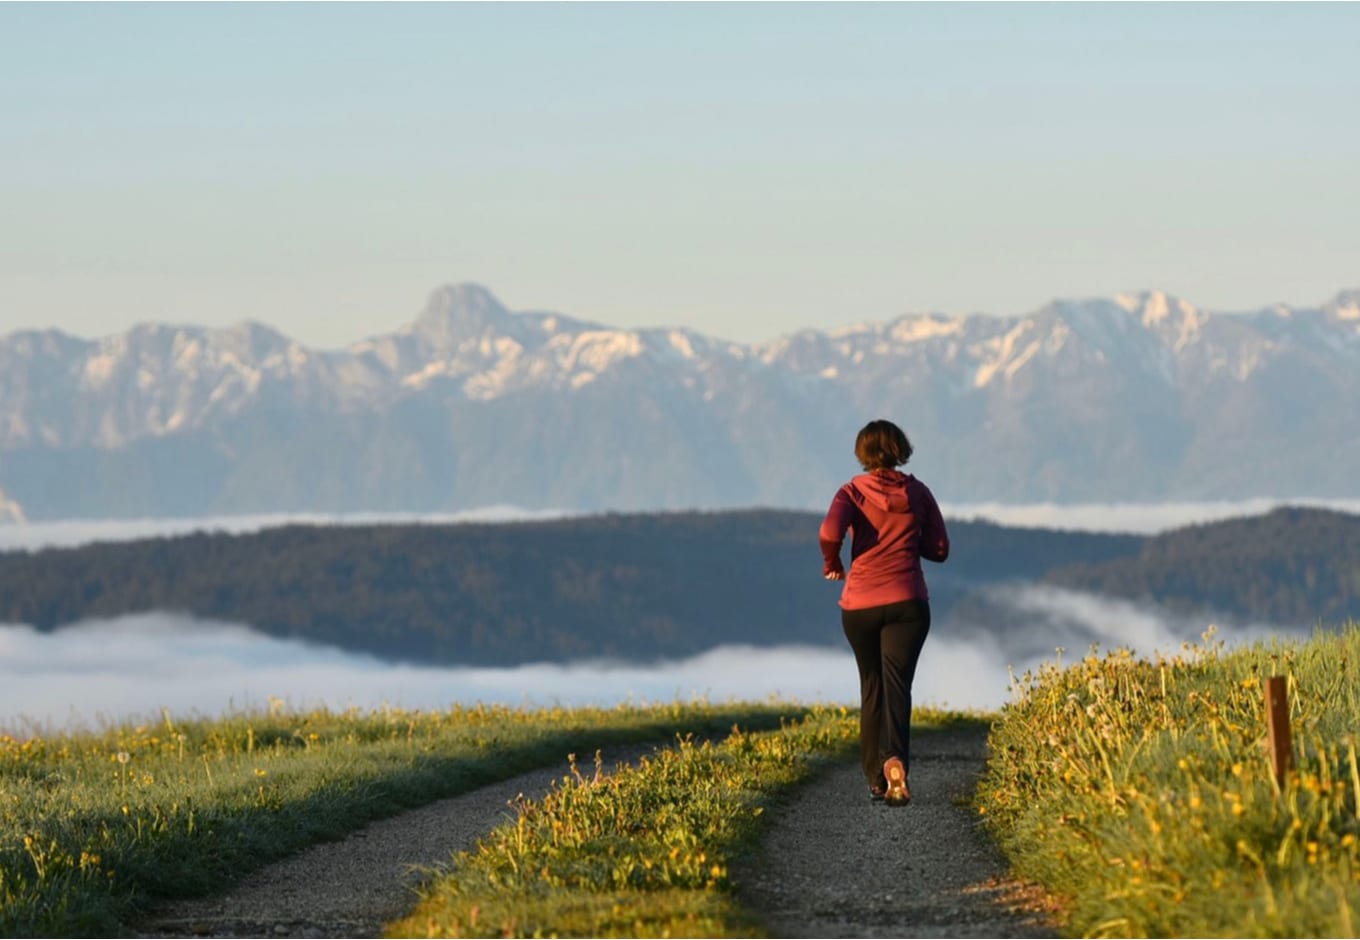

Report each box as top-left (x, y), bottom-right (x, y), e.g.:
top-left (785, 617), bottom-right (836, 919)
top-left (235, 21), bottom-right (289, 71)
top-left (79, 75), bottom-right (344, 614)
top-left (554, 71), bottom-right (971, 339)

top-left (983, 583), bottom-right (1291, 663)
top-left (947, 497), bottom-right (1360, 535)
top-left (0, 506), bottom-right (576, 553)
top-left (1, 583), bottom-right (1298, 734)
top-left (0, 614), bottom-right (861, 733)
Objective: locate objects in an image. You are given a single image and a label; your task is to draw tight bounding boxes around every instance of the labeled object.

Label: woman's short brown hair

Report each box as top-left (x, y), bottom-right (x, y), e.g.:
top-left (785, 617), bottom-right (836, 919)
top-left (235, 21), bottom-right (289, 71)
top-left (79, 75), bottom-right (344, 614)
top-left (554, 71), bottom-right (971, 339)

top-left (854, 419), bottom-right (914, 471)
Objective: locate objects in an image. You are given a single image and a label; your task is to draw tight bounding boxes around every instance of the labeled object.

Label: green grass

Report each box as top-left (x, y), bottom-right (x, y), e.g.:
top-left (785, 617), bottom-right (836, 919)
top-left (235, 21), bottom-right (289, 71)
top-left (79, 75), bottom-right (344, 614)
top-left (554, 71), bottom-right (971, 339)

top-left (978, 622), bottom-right (1360, 938)
top-left (390, 705), bottom-right (978, 938)
top-left (0, 699), bottom-right (810, 937)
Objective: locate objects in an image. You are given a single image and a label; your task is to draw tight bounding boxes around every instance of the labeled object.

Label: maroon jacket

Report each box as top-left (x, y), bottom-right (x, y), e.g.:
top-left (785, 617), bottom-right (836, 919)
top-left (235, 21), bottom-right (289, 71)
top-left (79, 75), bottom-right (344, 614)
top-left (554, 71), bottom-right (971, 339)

top-left (819, 470), bottom-right (950, 610)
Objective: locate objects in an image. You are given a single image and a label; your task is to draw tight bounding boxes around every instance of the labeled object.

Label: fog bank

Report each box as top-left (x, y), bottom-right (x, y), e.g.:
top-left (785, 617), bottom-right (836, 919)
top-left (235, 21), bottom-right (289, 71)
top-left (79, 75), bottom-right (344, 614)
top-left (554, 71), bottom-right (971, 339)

top-left (0, 506), bottom-right (577, 552)
top-left (1, 584), bottom-right (1294, 733)
top-left (0, 614), bottom-right (859, 733)
top-left (947, 497), bottom-right (1360, 535)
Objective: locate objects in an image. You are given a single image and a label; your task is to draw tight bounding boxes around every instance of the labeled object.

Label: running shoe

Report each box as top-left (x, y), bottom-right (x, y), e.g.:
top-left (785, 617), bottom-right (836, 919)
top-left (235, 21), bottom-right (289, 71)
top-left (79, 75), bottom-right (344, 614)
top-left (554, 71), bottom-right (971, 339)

top-left (883, 756), bottom-right (910, 806)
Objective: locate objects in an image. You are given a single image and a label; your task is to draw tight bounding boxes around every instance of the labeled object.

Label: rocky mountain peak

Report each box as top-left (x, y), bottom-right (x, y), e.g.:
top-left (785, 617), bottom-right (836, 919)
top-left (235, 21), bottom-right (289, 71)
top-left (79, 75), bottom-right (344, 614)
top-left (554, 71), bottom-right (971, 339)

top-left (1113, 289), bottom-right (1200, 325)
top-left (1112, 289), bottom-right (1206, 352)
top-left (408, 283), bottom-right (512, 350)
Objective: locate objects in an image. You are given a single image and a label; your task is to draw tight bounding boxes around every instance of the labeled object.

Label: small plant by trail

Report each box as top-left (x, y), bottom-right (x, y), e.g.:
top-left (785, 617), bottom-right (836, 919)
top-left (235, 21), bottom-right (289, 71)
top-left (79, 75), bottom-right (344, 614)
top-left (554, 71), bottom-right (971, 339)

top-left (979, 622), bottom-right (1360, 938)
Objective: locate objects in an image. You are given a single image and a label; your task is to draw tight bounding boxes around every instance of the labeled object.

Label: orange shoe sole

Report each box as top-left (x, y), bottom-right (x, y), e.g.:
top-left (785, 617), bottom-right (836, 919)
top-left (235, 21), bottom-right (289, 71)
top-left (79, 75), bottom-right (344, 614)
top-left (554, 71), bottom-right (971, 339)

top-left (883, 756), bottom-right (910, 806)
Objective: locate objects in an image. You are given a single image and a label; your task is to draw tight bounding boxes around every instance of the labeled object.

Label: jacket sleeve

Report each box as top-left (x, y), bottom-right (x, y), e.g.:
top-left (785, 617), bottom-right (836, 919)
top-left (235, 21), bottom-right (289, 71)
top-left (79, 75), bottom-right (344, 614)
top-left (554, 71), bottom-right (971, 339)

top-left (915, 482), bottom-right (950, 563)
top-left (818, 486), bottom-right (853, 576)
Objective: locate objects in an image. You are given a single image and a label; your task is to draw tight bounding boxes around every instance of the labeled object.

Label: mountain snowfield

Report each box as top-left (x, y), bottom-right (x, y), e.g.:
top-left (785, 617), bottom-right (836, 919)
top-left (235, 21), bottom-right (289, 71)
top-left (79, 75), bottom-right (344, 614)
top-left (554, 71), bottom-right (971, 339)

top-left (2, 283), bottom-right (1359, 522)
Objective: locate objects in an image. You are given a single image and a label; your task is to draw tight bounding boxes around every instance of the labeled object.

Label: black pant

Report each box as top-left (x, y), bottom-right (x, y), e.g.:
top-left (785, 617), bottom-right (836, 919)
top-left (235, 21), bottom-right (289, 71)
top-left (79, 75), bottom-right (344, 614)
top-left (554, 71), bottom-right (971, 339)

top-left (842, 599), bottom-right (931, 785)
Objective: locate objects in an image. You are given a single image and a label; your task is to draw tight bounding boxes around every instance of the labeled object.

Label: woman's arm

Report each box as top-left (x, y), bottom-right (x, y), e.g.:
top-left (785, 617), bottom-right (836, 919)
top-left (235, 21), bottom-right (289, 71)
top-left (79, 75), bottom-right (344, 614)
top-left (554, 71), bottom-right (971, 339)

top-left (818, 486), bottom-right (853, 578)
top-left (916, 482), bottom-right (950, 563)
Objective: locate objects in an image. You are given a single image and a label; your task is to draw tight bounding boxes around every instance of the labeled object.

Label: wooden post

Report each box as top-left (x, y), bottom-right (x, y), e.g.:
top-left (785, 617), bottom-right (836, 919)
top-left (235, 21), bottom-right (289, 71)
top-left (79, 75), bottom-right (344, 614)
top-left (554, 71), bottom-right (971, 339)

top-left (1265, 675), bottom-right (1293, 787)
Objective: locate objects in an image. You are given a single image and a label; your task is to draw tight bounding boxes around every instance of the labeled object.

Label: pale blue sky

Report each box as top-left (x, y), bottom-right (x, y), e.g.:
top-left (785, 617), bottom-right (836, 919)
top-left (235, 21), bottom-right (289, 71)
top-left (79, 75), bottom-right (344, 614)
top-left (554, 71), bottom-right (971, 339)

top-left (4, 2), bottom-right (1358, 347)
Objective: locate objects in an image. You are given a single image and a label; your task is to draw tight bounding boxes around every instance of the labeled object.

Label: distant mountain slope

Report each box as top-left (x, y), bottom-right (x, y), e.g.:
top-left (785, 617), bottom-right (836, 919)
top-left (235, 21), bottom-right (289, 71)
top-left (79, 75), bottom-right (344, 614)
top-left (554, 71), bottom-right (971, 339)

top-left (1042, 506), bottom-right (1360, 626)
top-left (0, 511), bottom-right (1143, 666)
top-left (2, 284), bottom-right (1359, 519)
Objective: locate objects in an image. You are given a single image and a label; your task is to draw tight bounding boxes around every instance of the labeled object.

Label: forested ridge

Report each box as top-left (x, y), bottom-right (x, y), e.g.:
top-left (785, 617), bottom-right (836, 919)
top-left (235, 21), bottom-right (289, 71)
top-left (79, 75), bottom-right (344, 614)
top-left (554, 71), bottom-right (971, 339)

top-left (0, 506), bottom-right (1354, 664)
top-left (1042, 506), bottom-right (1360, 625)
top-left (0, 510), bottom-right (1138, 665)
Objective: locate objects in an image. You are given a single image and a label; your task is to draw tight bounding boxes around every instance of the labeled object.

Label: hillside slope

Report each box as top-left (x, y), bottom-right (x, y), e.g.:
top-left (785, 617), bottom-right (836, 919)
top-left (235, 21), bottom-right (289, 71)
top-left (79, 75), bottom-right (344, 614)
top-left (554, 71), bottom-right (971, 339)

top-left (1042, 506), bottom-right (1360, 626)
top-left (0, 511), bottom-right (1141, 665)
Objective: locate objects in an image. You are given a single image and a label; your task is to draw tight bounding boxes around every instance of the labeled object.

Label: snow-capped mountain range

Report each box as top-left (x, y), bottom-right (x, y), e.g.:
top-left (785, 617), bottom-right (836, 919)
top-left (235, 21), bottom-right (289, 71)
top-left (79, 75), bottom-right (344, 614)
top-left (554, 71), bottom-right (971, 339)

top-left (3, 283), bottom-right (1359, 522)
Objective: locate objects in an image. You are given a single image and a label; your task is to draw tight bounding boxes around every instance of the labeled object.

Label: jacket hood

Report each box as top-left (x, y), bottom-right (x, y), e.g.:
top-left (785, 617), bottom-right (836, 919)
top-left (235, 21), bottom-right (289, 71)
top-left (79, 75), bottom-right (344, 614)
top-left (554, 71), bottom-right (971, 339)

top-left (854, 470), bottom-right (913, 513)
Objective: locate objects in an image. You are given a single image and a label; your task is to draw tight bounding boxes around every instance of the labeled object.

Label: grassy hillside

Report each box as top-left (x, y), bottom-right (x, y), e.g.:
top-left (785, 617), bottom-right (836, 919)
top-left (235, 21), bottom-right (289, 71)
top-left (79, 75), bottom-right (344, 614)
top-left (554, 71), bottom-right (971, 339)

top-left (979, 622), bottom-right (1360, 937)
top-left (10, 624), bottom-right (1360, 937)
top-left (0, 700), bottom-right (808, 937)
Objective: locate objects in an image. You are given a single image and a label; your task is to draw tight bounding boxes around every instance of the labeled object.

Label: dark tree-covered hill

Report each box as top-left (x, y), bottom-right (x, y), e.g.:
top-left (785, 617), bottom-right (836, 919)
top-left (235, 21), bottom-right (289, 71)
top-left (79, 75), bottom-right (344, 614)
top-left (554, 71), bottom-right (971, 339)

top-left (2, 507), bottom-right (1354, 665)
top-left (1042, 507), bottom-right (1360, 626)
top-left (0, 510), bottom-right (1141, 666)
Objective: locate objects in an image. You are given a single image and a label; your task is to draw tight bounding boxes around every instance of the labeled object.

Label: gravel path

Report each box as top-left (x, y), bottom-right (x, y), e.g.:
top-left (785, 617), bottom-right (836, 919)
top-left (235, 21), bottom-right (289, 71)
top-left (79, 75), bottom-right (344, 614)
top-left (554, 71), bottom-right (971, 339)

top-left (733, 725), bottom-right (1058, 938)
top-left (133, 744), bottom-right (655, 939)
top-left (135, 727), bottom-right (1057, 938)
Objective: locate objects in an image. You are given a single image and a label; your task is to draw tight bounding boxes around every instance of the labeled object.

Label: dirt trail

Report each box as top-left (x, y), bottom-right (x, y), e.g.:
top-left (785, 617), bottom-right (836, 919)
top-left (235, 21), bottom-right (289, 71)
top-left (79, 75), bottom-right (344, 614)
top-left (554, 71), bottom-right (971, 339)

top-left (734, 725), bottom-right (1057, 938)
top-left (135, 728), bottom-right (1056, 939)
top-left (134, 744), bottom-right (654, 939)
